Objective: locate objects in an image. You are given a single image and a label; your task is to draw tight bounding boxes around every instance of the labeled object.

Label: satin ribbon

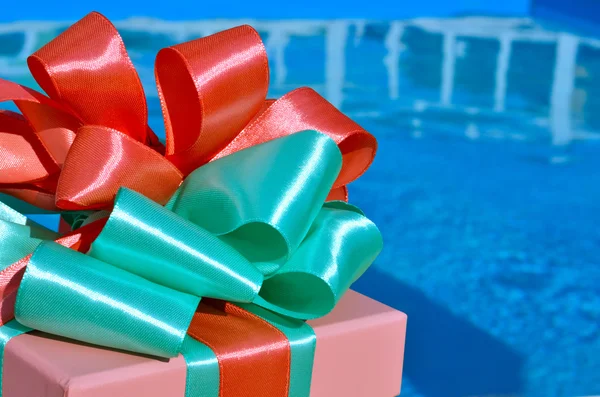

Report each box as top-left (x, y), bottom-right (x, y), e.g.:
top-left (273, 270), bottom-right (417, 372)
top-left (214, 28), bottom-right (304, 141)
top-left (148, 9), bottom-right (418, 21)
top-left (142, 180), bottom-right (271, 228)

top-left (14, 130), bottom-right (382, 332)
top-left (0, 217), bottom-right (105, 327)
top-left (0, 12), bottom-right (382, 397)
top-left (0, 131), bottom-right (381, 397)
top-left (0, 11), bottom-right (376, 211)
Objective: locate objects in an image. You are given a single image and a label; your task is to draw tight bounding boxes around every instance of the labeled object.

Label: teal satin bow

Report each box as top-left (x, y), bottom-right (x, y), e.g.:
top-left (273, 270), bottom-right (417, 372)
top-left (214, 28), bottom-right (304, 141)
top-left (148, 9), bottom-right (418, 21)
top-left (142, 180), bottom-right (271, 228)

top-left (11, 130), bottom-right (382, 359)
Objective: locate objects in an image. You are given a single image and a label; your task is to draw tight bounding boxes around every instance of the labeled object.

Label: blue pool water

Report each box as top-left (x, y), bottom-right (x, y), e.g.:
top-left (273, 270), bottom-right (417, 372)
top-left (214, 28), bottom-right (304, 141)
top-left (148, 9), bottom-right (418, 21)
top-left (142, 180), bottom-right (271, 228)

top-left (1, 16), bottom-right (599, 397)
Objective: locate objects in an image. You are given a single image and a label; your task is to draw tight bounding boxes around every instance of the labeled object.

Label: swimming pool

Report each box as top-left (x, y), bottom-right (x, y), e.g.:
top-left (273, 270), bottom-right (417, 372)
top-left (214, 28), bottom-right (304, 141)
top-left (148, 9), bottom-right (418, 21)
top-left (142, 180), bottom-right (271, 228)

top-left (1, 16), bottom-right (599, 397)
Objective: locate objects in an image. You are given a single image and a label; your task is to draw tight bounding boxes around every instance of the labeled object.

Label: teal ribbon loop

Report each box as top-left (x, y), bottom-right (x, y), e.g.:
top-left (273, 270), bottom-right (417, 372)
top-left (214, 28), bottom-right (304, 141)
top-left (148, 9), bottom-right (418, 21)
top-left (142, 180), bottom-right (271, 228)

top-left (16, 242), bottom-right (199, 358)
top-left (166, 130), bottom-right (344, 268)
top-left (254, 201), bottom-right (383, 319)
top-left (89, 188), bottom-right (264, 304)
top-left (11, 130), bottom-right (382, 359)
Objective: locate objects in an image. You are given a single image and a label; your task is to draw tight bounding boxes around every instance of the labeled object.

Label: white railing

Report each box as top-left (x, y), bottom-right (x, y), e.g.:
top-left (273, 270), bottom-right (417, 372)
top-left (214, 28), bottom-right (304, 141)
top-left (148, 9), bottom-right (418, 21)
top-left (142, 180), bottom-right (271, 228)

top-left (1, 17), bottom-right (599, 144)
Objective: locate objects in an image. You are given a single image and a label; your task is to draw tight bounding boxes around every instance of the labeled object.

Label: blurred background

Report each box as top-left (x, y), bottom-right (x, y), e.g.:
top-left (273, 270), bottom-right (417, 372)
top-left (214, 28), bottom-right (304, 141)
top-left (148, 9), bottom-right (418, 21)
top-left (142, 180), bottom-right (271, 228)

top-left (1, 1), bottom-right (599, 396)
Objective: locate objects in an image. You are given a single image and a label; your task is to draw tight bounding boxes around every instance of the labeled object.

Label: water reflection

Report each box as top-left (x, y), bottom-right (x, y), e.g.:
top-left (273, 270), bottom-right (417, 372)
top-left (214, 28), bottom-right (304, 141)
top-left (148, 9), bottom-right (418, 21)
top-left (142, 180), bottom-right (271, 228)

top-left (2, 17), bottom-right (600, 145)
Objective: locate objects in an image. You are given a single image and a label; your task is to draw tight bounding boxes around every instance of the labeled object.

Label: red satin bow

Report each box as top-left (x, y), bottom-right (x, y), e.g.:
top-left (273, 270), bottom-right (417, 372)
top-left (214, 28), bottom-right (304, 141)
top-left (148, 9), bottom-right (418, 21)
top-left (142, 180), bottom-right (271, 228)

top-left (0, 12), bottom-right (376, 211)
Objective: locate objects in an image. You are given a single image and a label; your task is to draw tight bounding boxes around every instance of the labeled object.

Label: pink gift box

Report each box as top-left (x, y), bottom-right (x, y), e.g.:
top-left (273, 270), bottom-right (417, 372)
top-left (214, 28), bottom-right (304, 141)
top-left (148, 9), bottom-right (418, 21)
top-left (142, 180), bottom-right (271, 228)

top-left (2, 290), bottom-right (406, 397)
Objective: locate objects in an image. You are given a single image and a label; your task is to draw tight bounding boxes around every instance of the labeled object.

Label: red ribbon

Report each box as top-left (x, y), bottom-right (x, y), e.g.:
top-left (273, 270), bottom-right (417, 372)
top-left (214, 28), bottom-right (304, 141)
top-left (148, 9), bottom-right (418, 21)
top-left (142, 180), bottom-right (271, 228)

top-left (0, 12), bottom-right (376, 211)
top-left (189, 300), bottom-right (292, 397)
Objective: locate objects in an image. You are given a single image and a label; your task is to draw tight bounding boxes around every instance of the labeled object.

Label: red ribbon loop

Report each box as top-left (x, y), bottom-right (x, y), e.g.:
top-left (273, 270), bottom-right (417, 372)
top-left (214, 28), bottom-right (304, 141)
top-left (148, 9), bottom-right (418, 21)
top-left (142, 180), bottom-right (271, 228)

top-left (157, 25), bottom-right (270, 174)
top-left (55, 125), bottom-right (183, 210)
top-left (0, 111), bottom-right (55, 184)
top-left (216, 87), bottom-right (377, 188)
top-left (0, 80), bottom-right (81, 210)
top-left (28, 12), bottom-right (149, 143)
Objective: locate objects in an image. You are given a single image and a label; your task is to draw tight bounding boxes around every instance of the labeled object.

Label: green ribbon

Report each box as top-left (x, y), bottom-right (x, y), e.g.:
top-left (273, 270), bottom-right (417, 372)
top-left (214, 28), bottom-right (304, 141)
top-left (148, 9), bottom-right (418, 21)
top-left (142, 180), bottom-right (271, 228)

top-left (17, 242), bottom-right (200, 358)
top-left (1, 130), bottom-right (382, 397)
top-left (180, 336), bottom-right (220, 397)
top-left (86, 130), bottom-right (383, 320)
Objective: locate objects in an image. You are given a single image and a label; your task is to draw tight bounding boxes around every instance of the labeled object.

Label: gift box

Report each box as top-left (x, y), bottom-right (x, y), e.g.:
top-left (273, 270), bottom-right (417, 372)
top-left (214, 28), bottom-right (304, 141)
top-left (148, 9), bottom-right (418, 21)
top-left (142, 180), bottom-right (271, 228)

top-left (1, 290), bottom-right (406, 397)
top-left (0, 11), bottom-right (402, 397)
